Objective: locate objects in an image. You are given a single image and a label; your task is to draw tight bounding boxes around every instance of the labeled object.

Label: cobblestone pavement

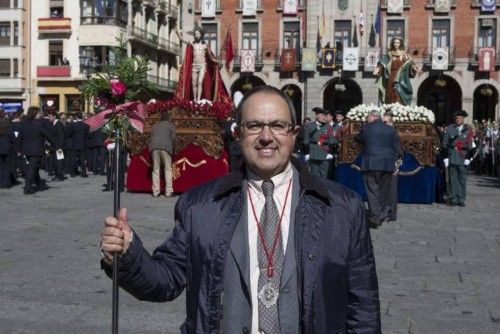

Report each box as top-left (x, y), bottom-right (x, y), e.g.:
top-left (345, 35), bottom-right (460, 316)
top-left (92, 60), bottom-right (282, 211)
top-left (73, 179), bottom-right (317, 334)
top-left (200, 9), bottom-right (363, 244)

top-left (0, 173), bottom-right (499, 333)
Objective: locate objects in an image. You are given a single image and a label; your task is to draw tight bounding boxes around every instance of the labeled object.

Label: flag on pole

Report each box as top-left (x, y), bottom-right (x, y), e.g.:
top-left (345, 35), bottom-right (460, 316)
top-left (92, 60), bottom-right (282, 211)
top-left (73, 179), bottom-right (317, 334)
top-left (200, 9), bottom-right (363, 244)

top-left (359, 4), bottom-right (365, 36)
top-left (352, 23), bottom-right (358, 47)
top-left (374, 5), bottom-right (381, 34)
top-left (224, 30), bottom-right (234, 71)
top-left (319, 0), bottom-right (325, 41)
top-left (368, 16), bottom-right (376, 47)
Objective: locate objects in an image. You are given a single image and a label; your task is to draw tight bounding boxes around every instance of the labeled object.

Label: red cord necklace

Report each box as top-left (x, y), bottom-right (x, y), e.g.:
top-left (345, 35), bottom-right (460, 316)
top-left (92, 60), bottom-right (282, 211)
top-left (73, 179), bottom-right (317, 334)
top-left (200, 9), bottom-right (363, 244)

top-left (248, 178), bottom-right (292, 278)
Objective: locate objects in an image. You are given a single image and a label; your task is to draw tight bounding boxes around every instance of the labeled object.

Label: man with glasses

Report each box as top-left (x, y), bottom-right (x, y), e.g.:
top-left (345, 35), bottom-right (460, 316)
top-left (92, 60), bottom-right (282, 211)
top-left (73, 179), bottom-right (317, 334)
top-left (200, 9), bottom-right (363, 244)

top-left (100, 86), bottom-right (380, 333)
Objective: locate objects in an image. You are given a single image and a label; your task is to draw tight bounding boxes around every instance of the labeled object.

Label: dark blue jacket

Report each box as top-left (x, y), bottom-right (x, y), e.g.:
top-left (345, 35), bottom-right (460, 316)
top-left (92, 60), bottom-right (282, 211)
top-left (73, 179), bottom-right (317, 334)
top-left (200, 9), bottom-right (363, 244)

top-left (69, 120), bottom-right (90, 150)
top-left (0, 119), bottom-right (15, 155)
top-left (103, 159), bottom-right (380, 333)
top-left (18, 119), bottom-right (56, 157)
top-left (356, 119), bottom-right (401, 172)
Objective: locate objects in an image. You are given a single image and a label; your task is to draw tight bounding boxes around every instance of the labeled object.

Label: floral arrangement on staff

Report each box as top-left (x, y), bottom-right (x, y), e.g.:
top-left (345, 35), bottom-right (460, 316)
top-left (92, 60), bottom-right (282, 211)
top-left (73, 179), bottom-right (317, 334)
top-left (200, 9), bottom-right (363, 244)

top-left (79, 37), bottom-right (157, 141)
top-left (347, 103), bottom-right (435, 124)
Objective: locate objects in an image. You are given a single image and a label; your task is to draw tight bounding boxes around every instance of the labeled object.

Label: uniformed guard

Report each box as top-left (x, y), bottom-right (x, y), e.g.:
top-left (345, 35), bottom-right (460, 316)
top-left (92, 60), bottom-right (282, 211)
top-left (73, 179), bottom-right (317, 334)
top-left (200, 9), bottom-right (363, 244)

top-left (304, 107), bottom-right (333, 178)
top-left (442, 110), bottom-right (473, 207)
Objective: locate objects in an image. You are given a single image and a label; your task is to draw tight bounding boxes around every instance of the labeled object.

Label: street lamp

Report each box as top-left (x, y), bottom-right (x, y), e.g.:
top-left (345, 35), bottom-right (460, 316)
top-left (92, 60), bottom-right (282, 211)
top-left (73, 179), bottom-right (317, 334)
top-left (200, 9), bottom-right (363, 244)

top-left (79, 46), bottom-right (97, 79)
top-left (79, 46), bottom-right (97, 112)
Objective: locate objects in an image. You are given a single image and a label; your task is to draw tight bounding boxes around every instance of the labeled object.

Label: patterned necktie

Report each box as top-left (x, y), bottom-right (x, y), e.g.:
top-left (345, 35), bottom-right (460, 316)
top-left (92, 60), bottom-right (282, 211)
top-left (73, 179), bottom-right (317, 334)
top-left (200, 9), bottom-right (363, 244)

top-left (257, 180), bottom-right (284, 334)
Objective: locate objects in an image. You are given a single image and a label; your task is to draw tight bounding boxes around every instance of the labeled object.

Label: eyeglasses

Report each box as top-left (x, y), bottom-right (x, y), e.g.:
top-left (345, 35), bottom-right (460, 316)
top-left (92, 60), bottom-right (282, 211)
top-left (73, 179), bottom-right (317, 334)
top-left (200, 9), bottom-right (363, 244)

top-left (239, 120), bottom-right (294, 136)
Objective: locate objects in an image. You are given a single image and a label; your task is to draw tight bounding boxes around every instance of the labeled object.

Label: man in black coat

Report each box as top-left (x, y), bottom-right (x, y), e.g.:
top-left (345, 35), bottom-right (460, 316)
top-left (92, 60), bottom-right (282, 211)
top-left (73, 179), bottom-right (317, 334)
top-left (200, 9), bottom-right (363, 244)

top-left (69, 112), bottom-right (90, 177)
top-left (46, 112), bottom-right (66, 181)
top-left (18, 107), bottom-right (57, 194)
top-left (356, 110), bottom-right (401, 228)
top-left (0, 113), bottom-right (15, 188)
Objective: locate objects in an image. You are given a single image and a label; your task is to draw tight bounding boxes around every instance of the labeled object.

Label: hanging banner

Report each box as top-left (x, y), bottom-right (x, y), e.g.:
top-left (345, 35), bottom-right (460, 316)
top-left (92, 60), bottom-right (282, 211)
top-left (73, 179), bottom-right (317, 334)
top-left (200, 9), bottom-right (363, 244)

top-left (364, 48), bottom-right (380, 72)
top-left (241, 49), bottom-right (256, 72)
top-left (387, 0), bottom-right (404, 14)
top-left (201, 0), bottom-right (216, 18)
top-left (479, 47), bottom-right (496, 72)
top-left (481, 0), bottom-right (496, 12)
top-left (432, 47), bottom-right (449, 70)
top-left (301, 48), bottom-right (317, 71)
top-left (242, 0), bottom-right (257, 16)
top-left (321, 48), bottom-right (336, 68)
top-left (281, 49), bottom-right (296, 71)
top-left (342, 47), bottom-right (359, 71)
top-left (434, 0), bottom-right (450, 13)
top-left (283, 0), bottom-right (298, 15)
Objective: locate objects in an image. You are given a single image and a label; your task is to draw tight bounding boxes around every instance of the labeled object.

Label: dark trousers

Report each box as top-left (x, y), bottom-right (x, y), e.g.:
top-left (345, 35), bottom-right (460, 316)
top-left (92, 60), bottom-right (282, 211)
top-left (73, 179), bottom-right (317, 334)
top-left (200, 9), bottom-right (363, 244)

top-left (50, 152), bottom-right (64, 179)
top-left (65, 150), bottom-right (74, 174)
top-left (90, 147), bottom-right (105, 174)
top-left (70, 149), bottom-right (87, 176)
top-left (363, 171), bottom-right (392, 225)
top-left (449, 164), bottom-right (467, 204)
top-left (24, 156), bottom-right (41, 192)
top-left (0, 154), bottom-right (11, 188)
top-left (386, 174), bottom-right (398, 220)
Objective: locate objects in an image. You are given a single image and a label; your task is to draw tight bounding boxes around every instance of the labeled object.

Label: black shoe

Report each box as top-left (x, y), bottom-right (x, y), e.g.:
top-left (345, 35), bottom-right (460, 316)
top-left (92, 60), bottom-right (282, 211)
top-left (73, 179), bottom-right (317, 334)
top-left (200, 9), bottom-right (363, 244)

top-left (102, 186), bottom-right (110, 192)
top-left (24, 189), bottom-right (36, 195)
top-left (81, 174), bottom-right (88, 178)
top-left (458, 202), bottom-right (465, 207)
top-left (70, 174), bottom-right (77, 177)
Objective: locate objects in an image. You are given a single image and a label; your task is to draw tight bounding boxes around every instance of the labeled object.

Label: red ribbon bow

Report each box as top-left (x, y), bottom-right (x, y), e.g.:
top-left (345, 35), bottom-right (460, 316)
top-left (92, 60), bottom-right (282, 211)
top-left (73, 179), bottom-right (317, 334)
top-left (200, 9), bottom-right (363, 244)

top-left (84, 101), bottom-right (147, 133)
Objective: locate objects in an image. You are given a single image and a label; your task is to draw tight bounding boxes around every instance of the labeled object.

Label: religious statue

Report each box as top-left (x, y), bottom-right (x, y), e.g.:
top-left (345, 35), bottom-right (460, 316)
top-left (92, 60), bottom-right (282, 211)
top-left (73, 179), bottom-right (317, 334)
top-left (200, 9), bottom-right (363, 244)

top-left (175, 25), bottom-right (226, 102)
top-left (373, 37), bottom-right (418, 106)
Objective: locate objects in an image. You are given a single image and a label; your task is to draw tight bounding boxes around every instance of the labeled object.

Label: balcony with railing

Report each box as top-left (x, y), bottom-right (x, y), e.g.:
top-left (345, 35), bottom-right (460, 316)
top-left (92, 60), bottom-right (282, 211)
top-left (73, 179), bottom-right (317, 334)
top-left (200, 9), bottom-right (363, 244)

top-left (232, 49), bottom-right (265, 70)
top-left (158, 36), bottom-right (179, 54)
top-left (37, 65), bottom-right (71, 77)
top-left (38, 17), bottom-right (71, 33)
top-left (147, 74), bottom-right (177, 92)
top-left (468, 47), bottom-right (499, 68)
top-left (422, 47), bottom-right (457, 68)
top-left (131, 26), bottom-right (159, 47)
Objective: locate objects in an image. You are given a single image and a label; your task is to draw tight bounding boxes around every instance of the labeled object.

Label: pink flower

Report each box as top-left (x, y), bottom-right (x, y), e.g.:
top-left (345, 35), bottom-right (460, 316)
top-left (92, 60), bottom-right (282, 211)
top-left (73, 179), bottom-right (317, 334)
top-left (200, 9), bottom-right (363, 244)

top-left (110, 78), bottom-right (127, 97)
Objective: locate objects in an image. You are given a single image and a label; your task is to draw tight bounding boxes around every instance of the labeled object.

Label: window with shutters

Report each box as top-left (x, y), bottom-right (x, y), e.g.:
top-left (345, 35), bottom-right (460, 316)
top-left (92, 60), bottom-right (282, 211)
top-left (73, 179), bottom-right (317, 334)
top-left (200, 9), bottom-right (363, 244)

top-left (283, 21), bottom-right (300, 49)
top-left (242, 22), bottom-right (259, 50)
top-left (478, 18), bottom-right (496, 48)
top-left (334, 20), bottom-right (351, 49)
top-left (386, 20), bottom-right (405, 47)
top-left (49, 41), bottom-right (63, 66)
top-left (0, 59), bottom-right (10, 77)
top-left (432, 19), bottom-right (450, 48)
top-left (0, 22), bottom-right (10, 46)
top-left (201, 23), bottom-right (218, 55)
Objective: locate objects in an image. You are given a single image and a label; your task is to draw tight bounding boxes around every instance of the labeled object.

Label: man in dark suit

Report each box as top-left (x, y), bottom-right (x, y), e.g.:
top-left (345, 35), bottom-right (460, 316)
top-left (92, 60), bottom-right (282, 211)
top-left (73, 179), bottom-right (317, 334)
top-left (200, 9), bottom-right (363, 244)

top-left (100, 86), bottom-right (380, 333)
top-left (46, 112), bottom-right (66, 181)
top-left (356, 110), bottom-right (401, 228)
top-left (18, 107), bottom-right (57, 194)
top-left (69, 112), bottom-right (90, 177)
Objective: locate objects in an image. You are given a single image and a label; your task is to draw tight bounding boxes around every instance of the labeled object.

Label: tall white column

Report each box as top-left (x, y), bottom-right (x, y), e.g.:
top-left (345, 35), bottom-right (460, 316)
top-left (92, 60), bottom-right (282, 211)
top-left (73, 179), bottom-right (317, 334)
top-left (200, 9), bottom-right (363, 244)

top-left (10, 58), bottom-right (14, 78)
top-left (10, 21), bottom-right (14, 45)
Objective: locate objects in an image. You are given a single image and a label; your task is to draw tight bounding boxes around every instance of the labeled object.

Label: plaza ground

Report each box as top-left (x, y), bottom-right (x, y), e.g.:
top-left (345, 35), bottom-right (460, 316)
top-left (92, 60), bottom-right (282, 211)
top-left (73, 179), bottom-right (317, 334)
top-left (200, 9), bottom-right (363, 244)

top-left (0, 173), bottom-right (499, 333)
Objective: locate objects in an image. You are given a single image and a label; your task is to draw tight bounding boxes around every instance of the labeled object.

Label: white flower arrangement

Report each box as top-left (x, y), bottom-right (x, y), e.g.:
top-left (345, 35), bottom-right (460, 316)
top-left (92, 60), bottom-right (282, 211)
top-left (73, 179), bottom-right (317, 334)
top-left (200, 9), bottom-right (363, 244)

top-left (346, 103), bottom-right (435, 124)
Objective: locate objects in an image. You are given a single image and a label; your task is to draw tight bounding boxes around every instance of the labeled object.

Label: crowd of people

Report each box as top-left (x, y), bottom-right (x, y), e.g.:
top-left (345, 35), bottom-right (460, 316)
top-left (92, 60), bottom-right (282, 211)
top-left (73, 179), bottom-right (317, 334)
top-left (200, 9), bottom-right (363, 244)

top-left (0, 107), bottom-right (123, 195)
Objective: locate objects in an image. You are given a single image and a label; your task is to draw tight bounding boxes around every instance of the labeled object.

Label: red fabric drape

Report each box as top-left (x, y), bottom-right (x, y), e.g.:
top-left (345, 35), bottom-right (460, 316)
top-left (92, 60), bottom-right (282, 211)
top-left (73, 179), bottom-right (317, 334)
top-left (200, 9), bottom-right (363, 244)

top-left (126, 144), bottom-right (229, 193)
